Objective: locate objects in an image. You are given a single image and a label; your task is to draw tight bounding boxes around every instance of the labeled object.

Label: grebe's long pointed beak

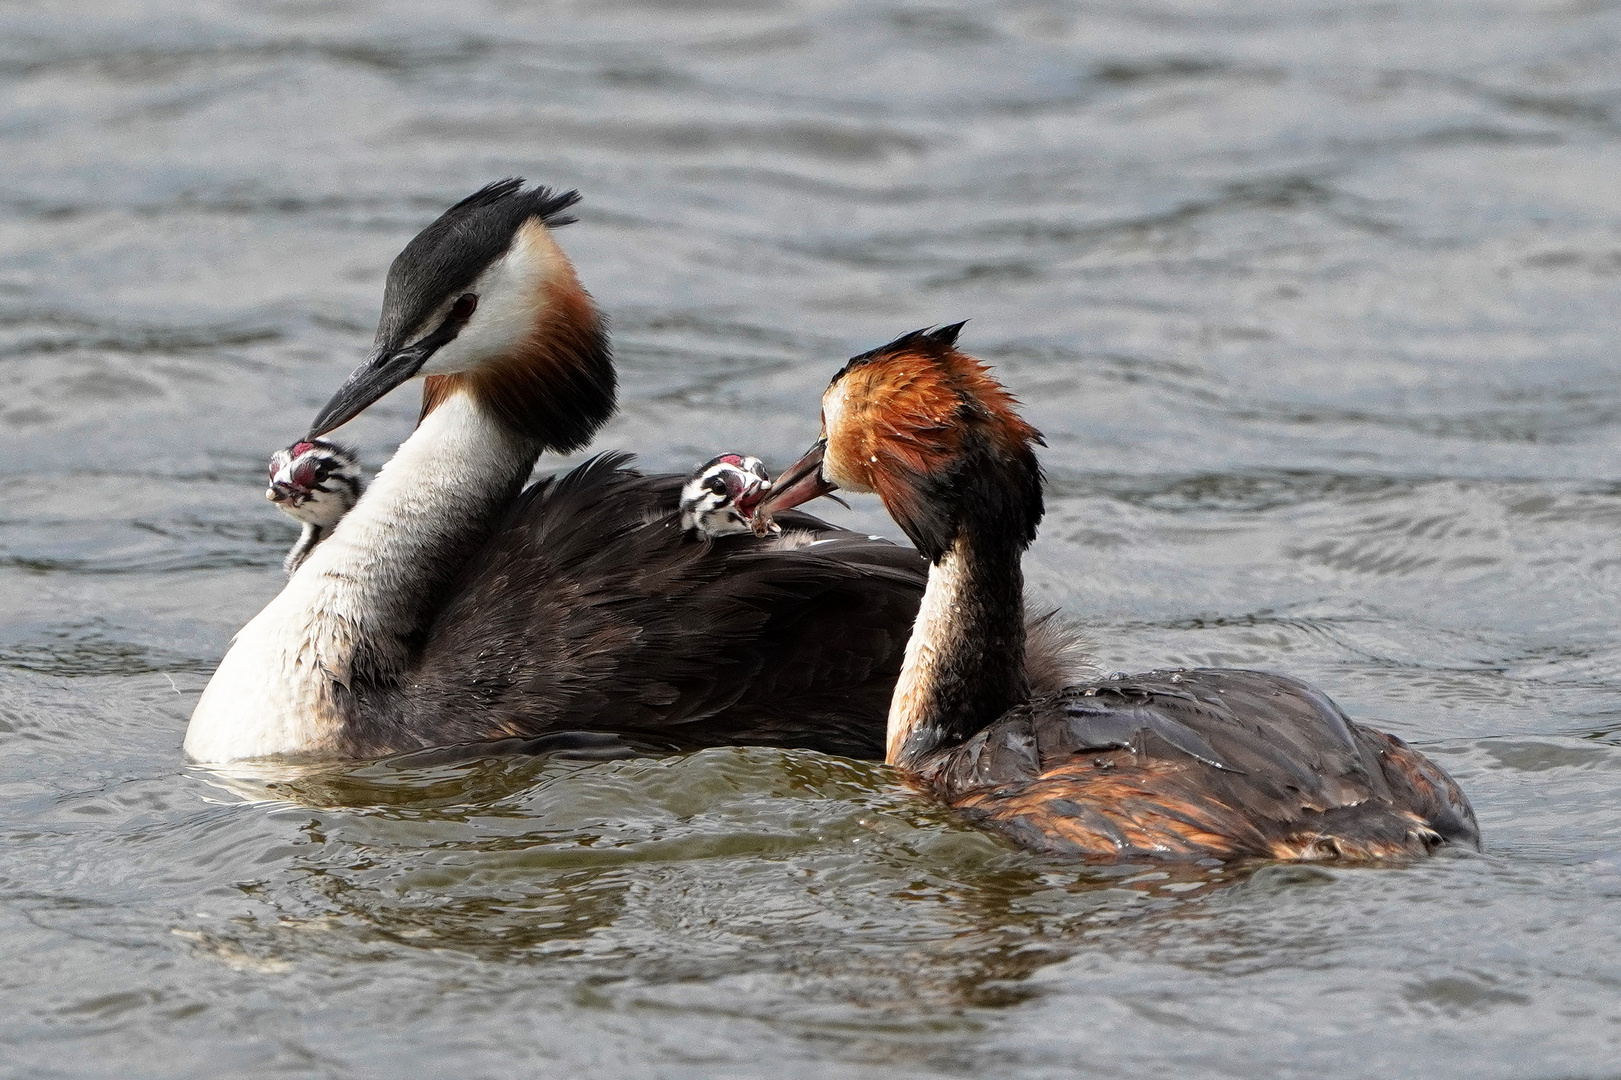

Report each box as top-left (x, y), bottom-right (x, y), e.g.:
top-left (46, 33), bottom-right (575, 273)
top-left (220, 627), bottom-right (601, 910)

top-left (307, 344), bottom-right (429, 438)
top-left (752, 438), bottom-right (837, 525)
top-left (308, 308), bottom-right (471, 438)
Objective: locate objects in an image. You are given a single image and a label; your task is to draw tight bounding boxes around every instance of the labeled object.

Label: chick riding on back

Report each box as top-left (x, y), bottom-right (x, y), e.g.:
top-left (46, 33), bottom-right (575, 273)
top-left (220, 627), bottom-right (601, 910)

top-left (191, 180), bottom-right (1091, 765)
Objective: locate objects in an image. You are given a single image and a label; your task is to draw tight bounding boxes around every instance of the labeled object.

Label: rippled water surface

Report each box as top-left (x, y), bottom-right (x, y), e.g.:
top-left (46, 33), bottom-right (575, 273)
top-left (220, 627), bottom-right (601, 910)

top-left (2, 1), bottom-right (1620, 1076)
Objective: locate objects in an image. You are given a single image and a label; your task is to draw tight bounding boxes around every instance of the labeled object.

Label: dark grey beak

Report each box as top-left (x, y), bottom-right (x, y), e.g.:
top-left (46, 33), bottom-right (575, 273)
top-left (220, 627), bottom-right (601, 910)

top-left (309, 301), bottom-right (477, 438)
top-left (307, 342), bottom-right (433, 439)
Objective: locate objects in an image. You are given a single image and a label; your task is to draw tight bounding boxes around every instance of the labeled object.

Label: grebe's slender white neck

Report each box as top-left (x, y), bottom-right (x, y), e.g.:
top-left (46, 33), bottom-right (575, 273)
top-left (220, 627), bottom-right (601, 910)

top-left (887, 541), bottom-right (967, 764)
top-left (185, 390), bottom-right (540, 762)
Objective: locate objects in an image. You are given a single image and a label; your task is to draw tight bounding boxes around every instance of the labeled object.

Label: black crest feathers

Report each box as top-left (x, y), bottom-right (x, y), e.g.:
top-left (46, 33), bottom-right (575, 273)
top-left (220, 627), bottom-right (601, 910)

top-left (376, 179), bottom-right (584, 351)
top-left (444, 178), bottom-right (582, 228)
top-left (835, 321), bottom-right (967, 385)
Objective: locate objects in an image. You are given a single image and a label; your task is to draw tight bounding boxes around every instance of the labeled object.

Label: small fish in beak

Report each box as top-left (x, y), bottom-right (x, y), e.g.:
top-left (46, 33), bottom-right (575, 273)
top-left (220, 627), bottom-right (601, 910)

top-left (750, 437), bottom-right (837, 535)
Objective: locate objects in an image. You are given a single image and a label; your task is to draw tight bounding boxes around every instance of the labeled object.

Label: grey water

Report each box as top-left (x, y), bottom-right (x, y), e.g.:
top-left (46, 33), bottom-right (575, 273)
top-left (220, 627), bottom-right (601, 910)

top-left (1, 0), bottom-right (1619, 1076)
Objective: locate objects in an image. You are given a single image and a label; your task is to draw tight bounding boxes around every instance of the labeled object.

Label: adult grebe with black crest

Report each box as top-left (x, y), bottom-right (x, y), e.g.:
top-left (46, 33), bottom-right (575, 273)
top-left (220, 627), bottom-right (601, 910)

top-left (187, 182), bottom-right (1086, 763)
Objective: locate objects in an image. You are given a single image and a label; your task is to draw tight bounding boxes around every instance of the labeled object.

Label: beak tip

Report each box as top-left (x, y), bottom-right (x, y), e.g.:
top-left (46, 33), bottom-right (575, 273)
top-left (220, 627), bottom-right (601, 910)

top-left (306, 345), bottom-right (422, 442)
top-left (753, 437), bottom-right (837, 526)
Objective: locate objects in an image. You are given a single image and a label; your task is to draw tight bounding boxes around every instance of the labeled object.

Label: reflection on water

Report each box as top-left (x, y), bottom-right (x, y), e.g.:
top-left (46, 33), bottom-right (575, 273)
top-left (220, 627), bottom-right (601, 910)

top-left (182, 743), bottom-right (1257, 1022)
top-left (1, 0), bottom-right (1620, 1076)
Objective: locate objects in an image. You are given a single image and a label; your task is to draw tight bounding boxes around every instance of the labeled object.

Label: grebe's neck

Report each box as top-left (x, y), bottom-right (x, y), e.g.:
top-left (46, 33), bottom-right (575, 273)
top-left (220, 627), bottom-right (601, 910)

top-left (185, 389), bottom-right (541, 762)
top-left (887, 530), bottom-right (1030, 768)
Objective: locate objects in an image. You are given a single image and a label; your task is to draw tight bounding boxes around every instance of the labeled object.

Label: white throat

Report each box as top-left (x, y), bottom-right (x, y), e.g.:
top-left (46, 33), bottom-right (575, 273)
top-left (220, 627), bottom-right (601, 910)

top-left (185, 391), bottom-right (538, 762)
top-left (886, 539), bottom-right (969, 765)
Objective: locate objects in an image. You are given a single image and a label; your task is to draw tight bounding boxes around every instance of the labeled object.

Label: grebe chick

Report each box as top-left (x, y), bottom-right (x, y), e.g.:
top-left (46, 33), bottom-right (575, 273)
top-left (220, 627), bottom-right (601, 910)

top-left (266, 440), bottom-right (365, 575)
top-left (756, 324), bottom-right (1479, 862)
top-left (679, 454), bottom-right (777, 538)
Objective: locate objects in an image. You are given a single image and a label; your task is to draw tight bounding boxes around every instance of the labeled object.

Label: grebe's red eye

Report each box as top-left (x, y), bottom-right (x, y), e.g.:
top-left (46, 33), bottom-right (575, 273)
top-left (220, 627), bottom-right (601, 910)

top-left (450, 293), bottom-right (477, 321)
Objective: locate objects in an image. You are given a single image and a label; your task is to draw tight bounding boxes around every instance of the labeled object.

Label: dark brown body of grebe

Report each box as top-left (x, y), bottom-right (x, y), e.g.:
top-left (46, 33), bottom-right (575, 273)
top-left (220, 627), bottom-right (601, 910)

top-left (333, 453), bottom-right (930, 759)
top-left (923, 668), bottom-right (1475, 860)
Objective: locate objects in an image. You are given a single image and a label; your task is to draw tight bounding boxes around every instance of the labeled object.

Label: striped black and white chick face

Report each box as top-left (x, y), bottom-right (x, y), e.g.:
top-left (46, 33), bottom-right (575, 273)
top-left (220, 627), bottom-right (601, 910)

top-left (266, 440), bottom-right (365, 531)
top-left (680, 454), bottom-right (776, 538)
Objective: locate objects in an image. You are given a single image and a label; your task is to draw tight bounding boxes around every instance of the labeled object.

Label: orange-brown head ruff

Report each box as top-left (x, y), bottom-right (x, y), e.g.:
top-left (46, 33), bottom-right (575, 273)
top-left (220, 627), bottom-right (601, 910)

top-left (758, 323), bottom-right (1046, 563)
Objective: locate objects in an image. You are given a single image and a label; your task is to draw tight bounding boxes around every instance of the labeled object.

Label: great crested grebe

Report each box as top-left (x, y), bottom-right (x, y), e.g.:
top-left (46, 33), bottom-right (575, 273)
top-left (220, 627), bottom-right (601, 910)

top-left (755, 325), bottom-right (1479, 861)
top-left (265, 440), bottom-right (366, 575)
top-left (187, 180), bottom-right (1083, 763)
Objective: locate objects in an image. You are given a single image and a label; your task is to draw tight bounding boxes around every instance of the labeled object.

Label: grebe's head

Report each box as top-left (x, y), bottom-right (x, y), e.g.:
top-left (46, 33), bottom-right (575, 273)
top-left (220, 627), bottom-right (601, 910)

top-left (266, 440), bottom-right (365, 530)
top-left (309, 179), bottom-right (614, 450)
top-left (755, 323), bottom-right (1044, 562)
top-left (680, 454), bottom-right (775, 538)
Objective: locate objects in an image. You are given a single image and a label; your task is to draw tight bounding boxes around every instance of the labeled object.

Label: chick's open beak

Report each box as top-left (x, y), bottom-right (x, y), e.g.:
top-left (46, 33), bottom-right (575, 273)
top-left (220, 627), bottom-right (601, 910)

top-left (267, 481), bottom-right (309, 506)
top-left (733, 476), bottom-right (771, 517)
top-left (266, 453), bottom-right (318, 506)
